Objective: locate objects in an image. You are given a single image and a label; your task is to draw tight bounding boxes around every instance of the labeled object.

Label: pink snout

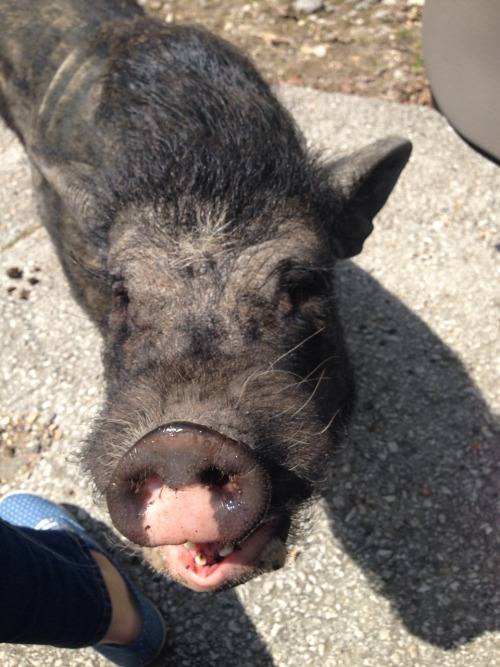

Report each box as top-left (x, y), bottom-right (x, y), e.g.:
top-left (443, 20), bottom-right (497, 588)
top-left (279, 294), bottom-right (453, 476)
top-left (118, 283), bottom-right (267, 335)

top-left (106, 422), bottom-right (271, 547)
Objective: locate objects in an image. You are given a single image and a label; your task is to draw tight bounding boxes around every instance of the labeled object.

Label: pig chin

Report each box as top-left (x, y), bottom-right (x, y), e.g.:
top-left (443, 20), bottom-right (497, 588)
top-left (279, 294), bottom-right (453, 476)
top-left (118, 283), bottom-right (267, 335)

top-left (144, 519), bottom-right (288, 593)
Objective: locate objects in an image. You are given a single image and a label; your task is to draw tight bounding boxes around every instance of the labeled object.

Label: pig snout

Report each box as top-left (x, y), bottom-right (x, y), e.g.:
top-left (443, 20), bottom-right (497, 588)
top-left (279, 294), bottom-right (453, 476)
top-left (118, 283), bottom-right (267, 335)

top-left (106, 422), bottom-right (271, 548)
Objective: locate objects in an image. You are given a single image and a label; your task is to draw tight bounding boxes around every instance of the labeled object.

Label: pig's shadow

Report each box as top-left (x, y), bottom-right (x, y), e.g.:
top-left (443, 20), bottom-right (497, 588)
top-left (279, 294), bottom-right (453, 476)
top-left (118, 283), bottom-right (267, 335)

top-left (325, 261), bottom-right (500, 649)
top-left (65, 507), bottom-right (275, 667)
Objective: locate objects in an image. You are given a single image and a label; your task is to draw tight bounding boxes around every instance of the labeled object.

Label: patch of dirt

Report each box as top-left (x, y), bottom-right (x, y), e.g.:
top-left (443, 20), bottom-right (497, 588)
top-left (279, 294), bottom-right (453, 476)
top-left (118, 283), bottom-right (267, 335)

top-left (0, 413), bottom-right (63, 486)
top-left (142, 0), bottom-right (431, 105)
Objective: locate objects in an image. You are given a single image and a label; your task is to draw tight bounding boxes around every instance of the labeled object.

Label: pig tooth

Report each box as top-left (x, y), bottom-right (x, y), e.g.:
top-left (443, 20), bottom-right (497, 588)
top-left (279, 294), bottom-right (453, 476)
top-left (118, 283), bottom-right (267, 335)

top-left (218, 543), bottom-right (235, 557)
top-left (195, 552), bottom-right (207, 566)
top-left (183, 541), bottom-right (196, 551)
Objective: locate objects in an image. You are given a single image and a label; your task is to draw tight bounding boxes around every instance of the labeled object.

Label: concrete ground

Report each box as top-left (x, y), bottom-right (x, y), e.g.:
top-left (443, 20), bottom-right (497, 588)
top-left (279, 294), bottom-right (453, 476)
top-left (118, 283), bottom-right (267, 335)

top-left (0, 86), bottom-right (499, 667)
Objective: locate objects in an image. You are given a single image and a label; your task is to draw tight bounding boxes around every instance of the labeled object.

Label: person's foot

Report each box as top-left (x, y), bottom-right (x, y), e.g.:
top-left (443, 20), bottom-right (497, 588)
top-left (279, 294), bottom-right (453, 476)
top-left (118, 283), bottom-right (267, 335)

top-left (0, 492), bottom-right (167, 667)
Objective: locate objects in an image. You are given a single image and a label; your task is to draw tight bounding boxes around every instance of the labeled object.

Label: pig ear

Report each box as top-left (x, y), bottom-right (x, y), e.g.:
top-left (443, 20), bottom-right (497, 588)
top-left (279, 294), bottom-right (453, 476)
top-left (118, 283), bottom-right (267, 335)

top-left (327, 136), bottom-right (412, 259)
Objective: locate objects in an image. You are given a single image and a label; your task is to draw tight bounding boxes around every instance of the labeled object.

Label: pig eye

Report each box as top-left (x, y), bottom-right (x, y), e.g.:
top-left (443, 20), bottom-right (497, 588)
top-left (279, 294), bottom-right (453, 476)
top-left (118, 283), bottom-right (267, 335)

top-left (281, 267), bottom-right (330, 311)
top-left (111, 278), bottom-right (129, 311)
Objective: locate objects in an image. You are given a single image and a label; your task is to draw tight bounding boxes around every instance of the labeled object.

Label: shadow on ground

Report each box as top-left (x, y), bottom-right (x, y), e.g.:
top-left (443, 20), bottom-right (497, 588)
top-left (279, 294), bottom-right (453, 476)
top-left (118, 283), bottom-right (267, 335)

top-left (324, 261), bottom-right (500, 649)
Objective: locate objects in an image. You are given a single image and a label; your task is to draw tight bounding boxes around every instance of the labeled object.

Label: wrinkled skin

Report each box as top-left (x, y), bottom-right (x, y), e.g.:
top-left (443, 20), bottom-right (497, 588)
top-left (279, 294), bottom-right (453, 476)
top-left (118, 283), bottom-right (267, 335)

top-left (0, 0), bottom-right (411, 592)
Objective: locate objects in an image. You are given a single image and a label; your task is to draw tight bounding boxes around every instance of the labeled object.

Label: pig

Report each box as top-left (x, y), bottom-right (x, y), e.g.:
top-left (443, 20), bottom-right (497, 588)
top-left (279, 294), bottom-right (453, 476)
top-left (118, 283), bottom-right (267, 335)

top-left (0, 0), bottom-right (411, 592)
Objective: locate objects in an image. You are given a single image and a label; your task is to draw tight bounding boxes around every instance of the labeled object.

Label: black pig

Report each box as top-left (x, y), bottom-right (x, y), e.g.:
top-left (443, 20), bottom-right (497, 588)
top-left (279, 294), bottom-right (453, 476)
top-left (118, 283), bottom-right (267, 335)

top-left (0, 0), bottom-right (411, 592)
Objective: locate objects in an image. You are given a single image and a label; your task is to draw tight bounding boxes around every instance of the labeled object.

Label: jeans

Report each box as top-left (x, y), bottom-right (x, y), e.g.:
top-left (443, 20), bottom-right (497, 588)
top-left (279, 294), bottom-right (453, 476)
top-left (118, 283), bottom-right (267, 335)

top-left (0, 518), bottom-right (111, 648)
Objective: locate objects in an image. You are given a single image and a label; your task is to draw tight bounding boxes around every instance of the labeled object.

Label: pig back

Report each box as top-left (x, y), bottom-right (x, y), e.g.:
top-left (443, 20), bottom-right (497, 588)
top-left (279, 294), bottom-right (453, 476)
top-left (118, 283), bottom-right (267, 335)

top-left (0, 0), bottom-right (143, 142)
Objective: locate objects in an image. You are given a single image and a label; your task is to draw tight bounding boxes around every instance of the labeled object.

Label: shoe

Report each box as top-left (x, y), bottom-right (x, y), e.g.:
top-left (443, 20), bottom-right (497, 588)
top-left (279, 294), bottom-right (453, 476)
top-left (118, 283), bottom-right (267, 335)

top-left (0, 492), bottom-right (167, 667)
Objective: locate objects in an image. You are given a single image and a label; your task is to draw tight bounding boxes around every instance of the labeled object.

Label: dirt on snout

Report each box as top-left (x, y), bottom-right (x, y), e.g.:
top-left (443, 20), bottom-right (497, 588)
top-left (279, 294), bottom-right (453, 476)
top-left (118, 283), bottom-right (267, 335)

top-left (142, 0), bottom-right (431, 106)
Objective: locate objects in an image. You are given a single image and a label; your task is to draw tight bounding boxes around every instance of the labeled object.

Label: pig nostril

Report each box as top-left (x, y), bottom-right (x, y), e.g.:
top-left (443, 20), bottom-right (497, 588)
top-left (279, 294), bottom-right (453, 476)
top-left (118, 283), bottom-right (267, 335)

top-left (129, 471), bottom-right (164, 501)
top-left (199, 466), bottom-right (231, 488)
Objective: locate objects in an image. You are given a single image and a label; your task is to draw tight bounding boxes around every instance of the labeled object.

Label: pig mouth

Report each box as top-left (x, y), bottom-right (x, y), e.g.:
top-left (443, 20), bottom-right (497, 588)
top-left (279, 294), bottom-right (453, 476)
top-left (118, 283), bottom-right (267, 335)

top-left (106, 422), bottom-right (279, 588)
top-left (156, 517), bottom-right (288, 592)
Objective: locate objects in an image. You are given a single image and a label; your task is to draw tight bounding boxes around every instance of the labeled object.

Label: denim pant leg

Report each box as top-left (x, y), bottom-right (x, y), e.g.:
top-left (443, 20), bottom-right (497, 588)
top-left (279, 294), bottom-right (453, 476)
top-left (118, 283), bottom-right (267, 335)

top-left (0, 519), bottom-right (112, 648)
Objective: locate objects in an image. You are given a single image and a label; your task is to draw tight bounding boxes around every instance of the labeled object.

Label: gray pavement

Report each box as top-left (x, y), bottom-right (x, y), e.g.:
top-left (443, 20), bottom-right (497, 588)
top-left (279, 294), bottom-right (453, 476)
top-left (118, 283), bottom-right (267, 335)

top-left (0, 86), bottom-right (499, 666)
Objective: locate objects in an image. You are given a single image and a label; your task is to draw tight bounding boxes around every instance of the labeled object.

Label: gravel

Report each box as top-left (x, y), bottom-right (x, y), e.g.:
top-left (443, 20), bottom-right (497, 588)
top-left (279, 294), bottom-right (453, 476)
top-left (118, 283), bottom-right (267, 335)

top-left (1, 86), bottom-right (499, 667)
top-left (293, 0), bottom-right (325, 14)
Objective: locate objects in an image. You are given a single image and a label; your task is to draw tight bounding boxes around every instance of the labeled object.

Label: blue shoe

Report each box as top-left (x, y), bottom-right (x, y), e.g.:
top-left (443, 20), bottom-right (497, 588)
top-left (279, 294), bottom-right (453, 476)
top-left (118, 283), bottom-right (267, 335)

top-left (0, 492), bottom-right (167, 667)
